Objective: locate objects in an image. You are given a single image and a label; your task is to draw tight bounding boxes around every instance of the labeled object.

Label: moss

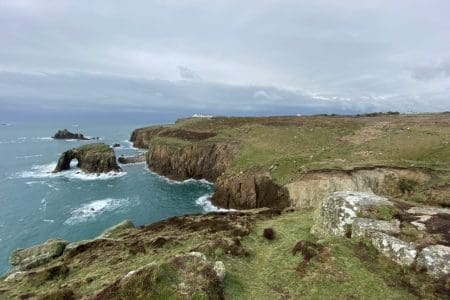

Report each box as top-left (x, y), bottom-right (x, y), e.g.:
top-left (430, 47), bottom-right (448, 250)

top-left (358, 205), bottom-right (400, 221)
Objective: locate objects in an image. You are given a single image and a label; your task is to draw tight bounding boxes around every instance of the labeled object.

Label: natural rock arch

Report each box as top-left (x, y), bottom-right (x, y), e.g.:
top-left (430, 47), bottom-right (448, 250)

top-left (54, 143), bottom-right (121, 173)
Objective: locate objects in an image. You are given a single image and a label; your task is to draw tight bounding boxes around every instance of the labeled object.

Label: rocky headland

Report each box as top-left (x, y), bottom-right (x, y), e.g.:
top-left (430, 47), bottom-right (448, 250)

top-left (53, 143), bottom-right (121, 173)
top-left (1, 113), bottom-right (450, 299)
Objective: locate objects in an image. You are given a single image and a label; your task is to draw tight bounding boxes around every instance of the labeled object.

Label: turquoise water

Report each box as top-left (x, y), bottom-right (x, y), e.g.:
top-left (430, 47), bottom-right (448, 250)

top-left (0, 122), bottom-right (215, 275)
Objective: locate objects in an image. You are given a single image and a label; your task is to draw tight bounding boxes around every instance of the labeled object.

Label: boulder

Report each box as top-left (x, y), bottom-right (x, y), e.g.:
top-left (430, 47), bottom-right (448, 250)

top-left (113, 143), bottom-right (121, 148)
top-left (370, 231), bottom-right (417, 267)
top-left (52, 129), bottom-right (89, 140)
top-left (311, 191), bottom-right (394, 238)
top-left (54, 143), bottom-right (121, 173)
top-left (416, 245), bottom-right (450, 280)
top-left (9, 239), bottom-right (68, 271)
top-left (118, 153), bottom-right (146, 164)
top-left (99, 220), bottom-right (135, 239)
top-left (351, 218), bottom-right (400, 239)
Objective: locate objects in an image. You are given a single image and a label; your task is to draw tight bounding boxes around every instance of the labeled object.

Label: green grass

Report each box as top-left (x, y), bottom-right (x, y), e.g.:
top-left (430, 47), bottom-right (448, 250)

top-left (139, 114), bottom-right (450, 185)
top-left (222, 210), bottom-right (442, 299)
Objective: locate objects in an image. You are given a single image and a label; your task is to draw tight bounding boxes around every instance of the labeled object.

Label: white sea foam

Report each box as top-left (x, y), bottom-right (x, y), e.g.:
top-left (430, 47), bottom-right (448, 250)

top-left (64, 198), bottom-right (130, 225)
top-left (150, 170), bottom-right (213, 186)
top-left (33, 137), bottom-right (53, 141)
top-left (16, 154), bottom-right (43, 159)
top-left (43, 219), bottom-right (54, 223)
top-left (195, 193), bottom-right (232, 212)
top-left (16, 162), bottom-right (127, 181)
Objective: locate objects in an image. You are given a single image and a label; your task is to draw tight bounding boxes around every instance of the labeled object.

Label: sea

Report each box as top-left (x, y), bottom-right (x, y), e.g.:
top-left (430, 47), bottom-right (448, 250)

top-left (0, 120), bottom-right (217, 275)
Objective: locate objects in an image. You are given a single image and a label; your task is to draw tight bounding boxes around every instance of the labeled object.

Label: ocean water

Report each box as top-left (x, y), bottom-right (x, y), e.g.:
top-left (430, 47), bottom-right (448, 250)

top-left (0, 121), bottom-right (216, 275)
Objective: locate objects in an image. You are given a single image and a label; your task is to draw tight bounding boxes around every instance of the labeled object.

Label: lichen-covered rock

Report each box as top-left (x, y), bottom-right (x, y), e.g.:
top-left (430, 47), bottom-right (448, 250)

top-left (416, 245), bottom-right (450, 280)
top-left (9, 239), bottom-right (68, 271)
top-left (311, 192), bottom-right (394, 238)
top-left (3, 271), bottom-right (25, 282)
top-left (370, 232), bottom-right (417, 266)
top-left (214, 261), bottom-right (226, 282)
top-left (99, 220), bottom-right (135, 239)
top-left (54, 143), bottom-right (121, 173)
top-left (351, 218), bottom-right (400, 239)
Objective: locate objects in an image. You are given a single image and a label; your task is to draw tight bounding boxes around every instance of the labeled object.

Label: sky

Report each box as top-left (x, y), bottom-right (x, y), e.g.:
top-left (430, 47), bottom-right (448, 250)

top-left (1, 0), bottom-right (450, 119)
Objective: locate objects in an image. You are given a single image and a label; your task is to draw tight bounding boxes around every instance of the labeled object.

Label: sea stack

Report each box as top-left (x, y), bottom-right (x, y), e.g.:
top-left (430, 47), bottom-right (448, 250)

top-left (52, 129), bottom-right (89, 140)
top-left (53, 143), bottom-right (121, 173)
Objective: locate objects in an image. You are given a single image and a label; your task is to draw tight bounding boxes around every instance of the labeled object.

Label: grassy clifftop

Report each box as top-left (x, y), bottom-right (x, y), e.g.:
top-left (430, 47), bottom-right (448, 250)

top-left (139, 113), bottom-right (450, 186)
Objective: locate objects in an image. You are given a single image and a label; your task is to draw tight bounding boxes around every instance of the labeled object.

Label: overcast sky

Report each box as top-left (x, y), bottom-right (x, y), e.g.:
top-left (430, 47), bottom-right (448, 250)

top-left (1, 0), bottom-right (449, 117)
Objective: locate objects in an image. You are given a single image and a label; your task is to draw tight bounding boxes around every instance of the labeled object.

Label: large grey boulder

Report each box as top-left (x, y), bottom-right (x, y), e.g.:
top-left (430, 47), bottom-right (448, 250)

top-left (416, 245), bottom-right (450, 280)
top-left (370, 232), bottom-right (417, 267)
top-left (311, 192), bottom-right (394, 238)
top-left (9, 239), bottom-right (68, 271)
top-left (351, 217), bottom-right (400, 239)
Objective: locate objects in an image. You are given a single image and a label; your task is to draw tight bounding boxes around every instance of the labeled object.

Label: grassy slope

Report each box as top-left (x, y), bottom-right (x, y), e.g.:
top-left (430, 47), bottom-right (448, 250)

top-left (223, 210), bottom-right (436, 299)
top-left (149, 114), bottom-right (450, 185)
top-left (1, 210), bottom-right (443, 299)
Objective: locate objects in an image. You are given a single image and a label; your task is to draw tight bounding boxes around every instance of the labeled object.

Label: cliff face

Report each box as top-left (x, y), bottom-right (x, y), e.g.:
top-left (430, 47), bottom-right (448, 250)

top-left (147, 142), bottom-right (239, 182)
top-left (54, 143), bottom-right (121, 173)
top-left (286, 167), bottom-right (433, 209)
top-left (130, 127), bottom-right (164, 149)
top-left (212, 172), bottom-right (290, 209)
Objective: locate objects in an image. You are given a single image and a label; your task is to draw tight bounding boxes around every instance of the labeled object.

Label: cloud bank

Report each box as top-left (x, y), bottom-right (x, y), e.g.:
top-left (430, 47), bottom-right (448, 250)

top-left (0, 0), bottom-right (449, 115)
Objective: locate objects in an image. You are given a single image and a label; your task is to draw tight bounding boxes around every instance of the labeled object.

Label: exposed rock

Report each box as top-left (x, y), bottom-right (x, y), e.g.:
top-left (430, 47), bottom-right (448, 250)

top-left (3, 271), bottom-right (25, 282)
top-left (407, 206), bottom-right (450, 216)
top-left (118, 153), bottom-right (146, 164)
top-left (416, 245), bottom-right (450, 280)
top-left (53, 143), bottom-right (121, 173)
top-left (52, 129), bottom-right (89, 140)
top-left (112, 143), bottom-right (121, 148)
top-left (9, 239), bottom-right (68, 271)
top-left (286, 167), bottom-right (432, 209)
top-left (214, 261), bottom-right (226, 282)
top-left (351, 218), bottom-right (400, 239)
top-left (99, 220), bottom-right (134, 239)
top-left (370, 231), bottom-right (417, 267)
top-left (311, 191), bottom-right (394, 238)
top-left (130, 126), bottom-right (165, 149)
top-left (147, 142), bottom-right (239, 182)
top-left (212, 171), bottom-right (290, 209)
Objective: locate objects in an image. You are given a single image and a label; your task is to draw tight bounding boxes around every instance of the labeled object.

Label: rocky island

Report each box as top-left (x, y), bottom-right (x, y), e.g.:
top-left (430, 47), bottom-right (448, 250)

top-left (1, 113), bottom-right (449, 299)
top-left (53, 143), bottom-right (121, 173)
top-left (52, 129), bottom-right (99, 140)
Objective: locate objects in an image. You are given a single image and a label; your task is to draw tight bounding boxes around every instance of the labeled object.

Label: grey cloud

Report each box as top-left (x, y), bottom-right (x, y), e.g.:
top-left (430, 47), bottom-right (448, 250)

top-left (0, 0), bottom-right (449, 114)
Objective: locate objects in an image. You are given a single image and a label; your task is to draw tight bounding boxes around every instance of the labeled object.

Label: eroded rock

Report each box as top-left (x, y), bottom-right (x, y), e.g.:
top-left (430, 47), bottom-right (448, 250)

top-left (52, 129), bottom-right (89, 140)
top-left (351, 217), bottom-right (400, 239)
top-left (10, 239), bottom-right (68, 271)
top-left (311, 191), bottom-right (394, 238)
top-left (54, 143), bottom-right (121, 173)
top-left (118, 153), bottom-right (146, 164)
top-left (416, 245), bottom-right (450, 280)
top-left (370, 231), bottom-right (417, 267)
top-left (212, 171), bottom-right (290, 210)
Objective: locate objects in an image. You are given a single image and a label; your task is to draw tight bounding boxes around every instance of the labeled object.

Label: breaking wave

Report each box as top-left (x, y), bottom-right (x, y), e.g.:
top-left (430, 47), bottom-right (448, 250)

top-left (64, 198), bottom-right (130, 225)
top-left (16, 162), bottom-right (127, 181)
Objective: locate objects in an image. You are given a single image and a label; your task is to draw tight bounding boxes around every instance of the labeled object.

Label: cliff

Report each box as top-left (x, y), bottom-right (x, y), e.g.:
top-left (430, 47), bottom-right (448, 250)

top-left (54, 143), bottom-right (121, 173)
top-left (134, 114), bottom-right (450, 209)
